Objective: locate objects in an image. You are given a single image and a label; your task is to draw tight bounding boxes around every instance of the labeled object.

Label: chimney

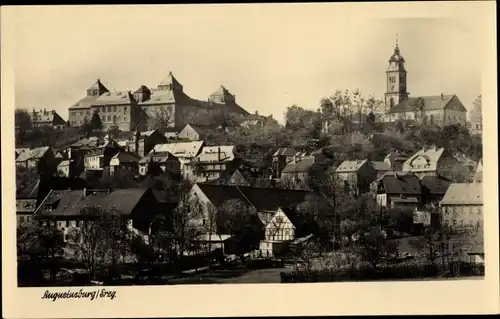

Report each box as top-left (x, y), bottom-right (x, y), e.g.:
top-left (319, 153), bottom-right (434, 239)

top-left (83, 188), bottom-right (87, 198)
top-left (441, 93), bottom-right (444, 100)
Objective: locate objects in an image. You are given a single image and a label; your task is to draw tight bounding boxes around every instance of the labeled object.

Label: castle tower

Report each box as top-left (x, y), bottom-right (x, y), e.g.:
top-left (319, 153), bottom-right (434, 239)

top-left (384, 36), bottom-right (409, 111)
top-left (86, 79), bottom-right (109, 97)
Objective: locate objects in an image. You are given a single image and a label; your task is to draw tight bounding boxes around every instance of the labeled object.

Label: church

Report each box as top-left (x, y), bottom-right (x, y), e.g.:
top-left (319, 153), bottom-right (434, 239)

top-left (383, 40), bottom-right (467, 127)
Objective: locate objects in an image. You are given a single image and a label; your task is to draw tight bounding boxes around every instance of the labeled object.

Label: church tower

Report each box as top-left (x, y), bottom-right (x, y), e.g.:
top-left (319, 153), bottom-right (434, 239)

top-left (384, 37), bottom-right (409, 111)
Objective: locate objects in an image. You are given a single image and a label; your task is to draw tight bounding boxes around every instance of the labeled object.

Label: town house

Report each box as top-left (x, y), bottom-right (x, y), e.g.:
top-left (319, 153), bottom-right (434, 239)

top-left (177, 124), bottom-right (220, 141)
top-left (149, 141), bottom-right (204, 175)
top-left (109, 151), bottom-right (141, 176)
top-left (16, 176), bottom-right (87, 227)
top-left (440, 182), bottom-right (483, 229)
top-left (272, 147), bottom-right (298, 178)
top-left (335, 159), bottom-right (378, 195)
top-left (184, 145), bottom-right (241, 183)
top-left (375, 171), bottom-right (422, 210)
top-left (15, 146), bottom-right (57, 174)
top-left (138, 150), bottom-right (181, 176)
top-left (29, 108), bottom-right (67, 131)
top-left (383, 151), bottom-right (410, 171)
top-left (186, 184), bottom-right (311, 255)
top-left (33, 188), bottom-right (161, 243)
top-left (402, 146), bottom-right (460, 180)
top-left (83, 140), bottom-right (123, 172)
top-left (280, 152), bottom-right (330, 190)
top-left (259, 207), bottom-right (316, 257)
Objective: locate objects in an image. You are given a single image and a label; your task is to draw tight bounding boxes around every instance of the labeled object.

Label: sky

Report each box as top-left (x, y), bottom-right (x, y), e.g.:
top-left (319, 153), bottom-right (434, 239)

top-left (13, 4), bottom-right (483, 123)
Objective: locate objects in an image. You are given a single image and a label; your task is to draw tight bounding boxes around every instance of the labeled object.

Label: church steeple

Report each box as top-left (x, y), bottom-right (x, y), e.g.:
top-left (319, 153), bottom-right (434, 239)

top-left (384, 35), bottom-right (408, 111)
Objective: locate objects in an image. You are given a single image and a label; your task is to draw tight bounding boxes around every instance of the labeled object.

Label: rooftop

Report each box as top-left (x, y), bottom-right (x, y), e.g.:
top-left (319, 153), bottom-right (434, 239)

top-left (335, 159), bottom-right (368, 173)
top-left (388, 95), bottom-right (466, 114)
top-left (35, 188), bottom-right (149, 217)
top-left (440, 183), bottom-right (483, 205)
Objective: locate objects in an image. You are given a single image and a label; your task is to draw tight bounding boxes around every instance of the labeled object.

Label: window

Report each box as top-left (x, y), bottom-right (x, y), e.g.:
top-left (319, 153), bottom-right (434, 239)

top-left (108, 106), bottom-right (111, 112)
top-left (113, 106), bottom-right (117, 112)
top-left (107, 115), bottom-right (111, 121)
top-left (20, 216), bottom-right (25, 223)
top-left (66, 220), bottom-right (70, 227)
top-left (80, 112), bottom-right (83, 116)
top-left (124, 107), bottom-right (127, 112)
top-left (102, 106), bottom-right (106, 113)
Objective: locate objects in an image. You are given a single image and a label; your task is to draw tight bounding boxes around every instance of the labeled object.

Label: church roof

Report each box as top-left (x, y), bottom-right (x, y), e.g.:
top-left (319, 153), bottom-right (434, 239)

top-left (388, 95), bottom-right (461, 114)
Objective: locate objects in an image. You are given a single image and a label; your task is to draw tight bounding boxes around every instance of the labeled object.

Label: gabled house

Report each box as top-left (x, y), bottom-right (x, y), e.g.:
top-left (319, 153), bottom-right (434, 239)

top-left (109, 151), bottom-right (141, 175)
top-left (335, 159), bottom-right (378, 195)
top-left (184, 145), bottom-right (241, 182)
top-left (402, 146), bottom-right (459, 180)
top-left (150, 141), bottom-right (204, 172)
top-left (369, 161), bottom-right (392, 179)
top-left (375, 171), bottom-right (422, 210)
top-left (138, 150), bottom-right (181, 176)
top-left (83, 140), bottom-right (123, 172)
top-left (16, 176), bottom-right (87, 227)
top-left (186, 184), bottom-right (312, 253)
top-left (209, 164), bottom-right (274, 188)
top-left (131, 129), bottom-right (167, 157)
top-left (33, 188), bottom-right (161, 242)
top-left (440, 183), bottom-right (483, 229)
top-left (384, 151), bottom-right (410, 171)
top-left (419, 175), bottom-right (452, 206)
top-left (15, 146), bottom-right (57, 174)
top-left (280, 154), bottom-right (329, 190)
top-left (29, 108), bottom-right (67, 131)
top-left (177, 124), bottom-right (220, 141)
top-left (259, 207), bottom-right (315, 257)
top-left (272, 147), bottom-right (298, 178)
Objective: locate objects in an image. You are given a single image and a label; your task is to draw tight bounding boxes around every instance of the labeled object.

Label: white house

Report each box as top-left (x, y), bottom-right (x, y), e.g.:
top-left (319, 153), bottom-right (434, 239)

top-left (259, 207), bottom-right (298, 257)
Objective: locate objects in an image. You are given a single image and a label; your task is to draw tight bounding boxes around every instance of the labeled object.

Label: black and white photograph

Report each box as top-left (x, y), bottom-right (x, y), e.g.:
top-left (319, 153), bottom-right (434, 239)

top-left (2, 2), bottom-right (498, 318)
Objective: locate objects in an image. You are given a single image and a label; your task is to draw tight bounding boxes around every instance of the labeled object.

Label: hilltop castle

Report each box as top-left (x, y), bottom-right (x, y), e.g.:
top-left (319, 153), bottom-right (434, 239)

top-left (68, 72), bottom-right (249, 131)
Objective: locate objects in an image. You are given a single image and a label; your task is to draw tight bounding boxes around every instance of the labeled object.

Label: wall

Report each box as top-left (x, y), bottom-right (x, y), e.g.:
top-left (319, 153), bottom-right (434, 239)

top-left (441, 204), bottom-right (483, 228)
top-left (69, 108), bottom-right (92, 127)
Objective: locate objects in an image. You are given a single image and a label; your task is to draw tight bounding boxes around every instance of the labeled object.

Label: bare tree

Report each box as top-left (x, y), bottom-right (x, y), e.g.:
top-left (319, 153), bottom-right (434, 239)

top-left (165, 181), bottom-right (204, 269)
top-left (67, 206), bottom-right (131, 281)
top-left (148, 105), bottom-right (174, 132)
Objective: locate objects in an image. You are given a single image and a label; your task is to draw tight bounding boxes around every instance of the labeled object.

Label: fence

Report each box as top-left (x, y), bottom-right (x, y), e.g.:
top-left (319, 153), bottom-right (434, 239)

top-left (280, 261), bottom-right (484, 283)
